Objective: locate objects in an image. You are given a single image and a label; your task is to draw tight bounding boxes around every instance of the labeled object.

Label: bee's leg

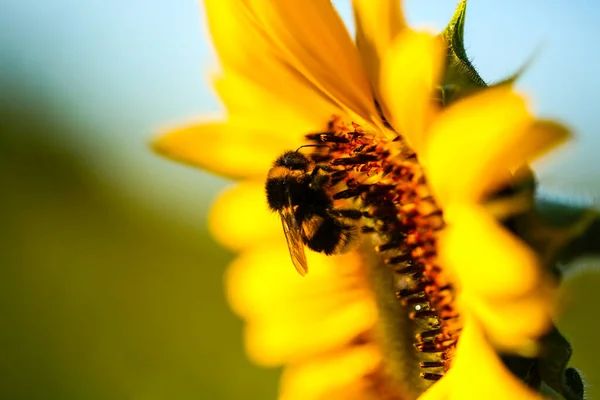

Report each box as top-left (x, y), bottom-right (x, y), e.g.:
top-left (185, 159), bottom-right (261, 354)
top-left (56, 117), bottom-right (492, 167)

top-left (330, 208), bottom-right (379, 235)
top-left (361, 225), bottom-right (376, 233)
top-left (332, 184), bottom-right (370, 200)
top-left (329, 169), bottom-right (348, 186)
top-left (310, 164), bottom-right (335, 178)
top-left (330, 153), bottom-right (380, 166)
top-left (328, 208), bottom-right (363, 220)
top-left (305, 132), bottom-right (351, 144)
top-left (311, 173), bottom-right (331, 190)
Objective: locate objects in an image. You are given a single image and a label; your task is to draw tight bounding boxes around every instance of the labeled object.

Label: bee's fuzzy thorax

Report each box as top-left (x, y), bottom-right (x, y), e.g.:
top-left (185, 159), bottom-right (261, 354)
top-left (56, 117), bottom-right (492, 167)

top-left (273, 151), bottom-right (310, 171)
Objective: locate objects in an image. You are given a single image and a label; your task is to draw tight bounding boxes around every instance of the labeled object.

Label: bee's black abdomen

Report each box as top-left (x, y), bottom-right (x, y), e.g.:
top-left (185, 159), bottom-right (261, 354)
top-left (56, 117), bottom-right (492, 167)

top-left (305, 217), bottom-right (354, 255)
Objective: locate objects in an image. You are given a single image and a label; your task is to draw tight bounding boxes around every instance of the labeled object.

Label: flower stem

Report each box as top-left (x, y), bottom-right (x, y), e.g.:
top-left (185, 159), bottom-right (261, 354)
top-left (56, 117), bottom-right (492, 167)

top-left (362, 243), bottom-right (435, 400)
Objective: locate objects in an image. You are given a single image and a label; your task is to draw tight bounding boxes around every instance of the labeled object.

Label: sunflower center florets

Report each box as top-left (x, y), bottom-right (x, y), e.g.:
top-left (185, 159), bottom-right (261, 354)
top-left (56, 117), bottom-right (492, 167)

top-left (305, 116), bottom-right (462, 381)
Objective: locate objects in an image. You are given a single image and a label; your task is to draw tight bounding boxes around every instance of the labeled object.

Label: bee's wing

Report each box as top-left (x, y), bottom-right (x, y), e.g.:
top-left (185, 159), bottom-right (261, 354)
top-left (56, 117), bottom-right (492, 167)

top-left (279, 209), bottom-right (308, 276)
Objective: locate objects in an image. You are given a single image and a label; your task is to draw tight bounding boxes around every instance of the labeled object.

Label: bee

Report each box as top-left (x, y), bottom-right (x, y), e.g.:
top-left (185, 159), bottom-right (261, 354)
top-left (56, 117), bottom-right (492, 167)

top-left (265, 150), bottom-right (362, 276)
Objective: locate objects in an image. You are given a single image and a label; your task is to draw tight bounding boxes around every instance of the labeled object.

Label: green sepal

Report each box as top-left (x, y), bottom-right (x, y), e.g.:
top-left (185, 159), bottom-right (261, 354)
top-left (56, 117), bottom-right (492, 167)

top-left (488, 167), bottom-right (598, 278)
top-left (538, 327), bottom-right (586, 400)
top-left (513, 196), bottom-right (599, 278)
top-left (440, 0), bottom-right (487, 105)
top-left (488, 47), bottom-right (540, 89)
top-left (501, 326), bottom-right (585, 399)
top-left (440, 0), bottom-right (537, 103)
top-left (536, 198), bottom-right (600, 267)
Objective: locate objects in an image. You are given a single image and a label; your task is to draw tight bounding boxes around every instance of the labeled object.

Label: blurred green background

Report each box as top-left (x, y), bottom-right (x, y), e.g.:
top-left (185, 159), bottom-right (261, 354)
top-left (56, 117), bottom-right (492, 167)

top-left (1, 1), bottom-right (598, 399)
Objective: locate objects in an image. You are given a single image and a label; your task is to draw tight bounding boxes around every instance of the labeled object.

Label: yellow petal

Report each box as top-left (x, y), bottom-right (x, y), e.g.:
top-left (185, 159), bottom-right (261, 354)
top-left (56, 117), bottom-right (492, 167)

top-left (226, 246), bottom-right (376, 365)
top-left (419, 320), bottom-right (544, 400)
top-left (208, 181), bottom-right (282, 251)
top-left (426, 86), bottom-right (527, 205)
top-left (464, 290), bottom-right (554, 354)
top-left (352, 0), bottom-right (406, 110)
top-left (227, 245), bottom-right (372, 319)
top-left (380, 30), bottom-right (445, 155)
top-left (279, 344), bottom-right (382, 400)
top-left (439, 205), bottom-right (542, 300)
top-left (205, 0), bottom-right (377, 123)
top-left (153, 122), bottom-right (299, 180)
top-left (425, 87), bottom-right (568, 205)
top-left (214, 70), bottom-right (339, 137)
top-left (245, 300), bottom-right (377, 366)
top-left (504, 119), bottom-right (570, 173)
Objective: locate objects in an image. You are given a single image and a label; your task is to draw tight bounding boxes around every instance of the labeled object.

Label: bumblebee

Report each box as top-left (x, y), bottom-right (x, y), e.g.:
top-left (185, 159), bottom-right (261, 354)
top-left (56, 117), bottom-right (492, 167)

top-left (265, 150), bottom-right (361, 276)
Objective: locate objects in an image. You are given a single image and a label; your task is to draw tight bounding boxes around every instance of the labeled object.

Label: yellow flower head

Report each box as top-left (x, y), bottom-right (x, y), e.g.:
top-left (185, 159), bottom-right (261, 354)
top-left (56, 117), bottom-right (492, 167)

top-left (154, 0), bottom-right (570, 399)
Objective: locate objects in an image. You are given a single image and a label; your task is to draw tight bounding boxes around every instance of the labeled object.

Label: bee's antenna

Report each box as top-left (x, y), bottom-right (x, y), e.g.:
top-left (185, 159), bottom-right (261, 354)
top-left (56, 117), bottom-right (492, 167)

top-left (295, 144), bottom-right (329, 153)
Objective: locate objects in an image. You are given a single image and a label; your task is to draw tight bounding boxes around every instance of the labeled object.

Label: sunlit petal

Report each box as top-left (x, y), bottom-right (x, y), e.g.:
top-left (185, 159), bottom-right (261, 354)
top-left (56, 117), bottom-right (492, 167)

top-left (214, 72), bottom-right (340, 137)
top-left (380, 30), bottom-right (445, 155)
top-left (502, 119), bottom-right (570, 177)
top-left (205, 0), bottom-right (378, 123)
top-left (226, 247), bottom-right (376, 364)
top-left (465, 291), bottom-right (553, 354)
top-left (353, 0), bottom-right (406, 112)
top-left (226, 247), bottom-right (371, 319)
top-left (153, 122), bottom-right (299, 180)
top-left (245, 300), bottom-right (377, 366)
top-left (439, 205), bottom-right (542, 300)
top-left (426, 88), bottom-right (568, 205)
top-left (279, 344), bottom-right (382, 400)
top-left (208, 182), bottom-right (282, 251)
top-left (419, 320), bottom-right (545, 400)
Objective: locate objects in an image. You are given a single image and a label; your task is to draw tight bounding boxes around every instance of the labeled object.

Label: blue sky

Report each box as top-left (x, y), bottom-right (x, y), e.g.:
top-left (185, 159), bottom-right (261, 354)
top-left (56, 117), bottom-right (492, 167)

top-left (1, 0), bottom-right (599, 221)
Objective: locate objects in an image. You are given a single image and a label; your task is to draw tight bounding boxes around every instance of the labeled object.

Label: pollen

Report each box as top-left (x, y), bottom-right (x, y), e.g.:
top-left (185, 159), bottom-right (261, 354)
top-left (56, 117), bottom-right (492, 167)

top-left (304, 116), bottom-right (460, 381)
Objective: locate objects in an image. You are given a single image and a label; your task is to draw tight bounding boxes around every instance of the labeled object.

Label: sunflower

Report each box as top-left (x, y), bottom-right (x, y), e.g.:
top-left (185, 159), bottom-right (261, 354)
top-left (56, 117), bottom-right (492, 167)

top-left (154, 0), bottom-right (568, 399)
